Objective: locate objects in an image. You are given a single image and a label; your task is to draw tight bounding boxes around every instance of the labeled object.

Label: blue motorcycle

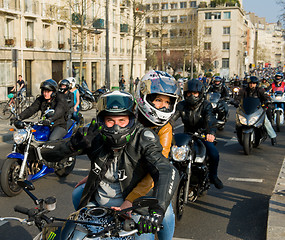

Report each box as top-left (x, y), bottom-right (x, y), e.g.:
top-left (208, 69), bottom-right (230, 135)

top-left (0, 112), bottom-right (78, 197)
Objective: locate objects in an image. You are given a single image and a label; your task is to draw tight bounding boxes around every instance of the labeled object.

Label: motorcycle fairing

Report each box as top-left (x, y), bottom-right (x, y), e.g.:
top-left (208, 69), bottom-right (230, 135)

top-left (174, 133), bottom-right (192, 146)
top-left (63, 120), bottom-right (77, 139)
top-left (33, 125), bottom-right (51, 142)
top-left (240, 97), bottom-right (261, 115)
top-left (7, 152), bottom-right (24, 160)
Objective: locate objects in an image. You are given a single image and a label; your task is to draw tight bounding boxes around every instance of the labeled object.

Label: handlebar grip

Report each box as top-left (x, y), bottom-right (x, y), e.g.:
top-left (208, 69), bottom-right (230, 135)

top-left (123, 219), bottom-right (136, 231)
top-left (14, 206), bottom-right (29, 215)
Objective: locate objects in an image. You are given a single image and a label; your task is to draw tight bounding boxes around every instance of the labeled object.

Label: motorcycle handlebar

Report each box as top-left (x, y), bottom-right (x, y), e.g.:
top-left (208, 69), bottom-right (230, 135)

top-left (14, 205), bottom-right (30, 215)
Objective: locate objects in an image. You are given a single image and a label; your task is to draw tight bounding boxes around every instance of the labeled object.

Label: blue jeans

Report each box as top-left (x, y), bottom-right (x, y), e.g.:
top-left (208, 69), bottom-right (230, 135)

top-left (72, 185), bottom-right (174, 240)
top-left (202, 140), bottom-right (220, 178)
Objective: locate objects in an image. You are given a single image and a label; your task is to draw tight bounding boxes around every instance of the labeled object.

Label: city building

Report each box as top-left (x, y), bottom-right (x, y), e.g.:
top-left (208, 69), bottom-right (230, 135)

top-left (0, 0), bottom-right (146, 100)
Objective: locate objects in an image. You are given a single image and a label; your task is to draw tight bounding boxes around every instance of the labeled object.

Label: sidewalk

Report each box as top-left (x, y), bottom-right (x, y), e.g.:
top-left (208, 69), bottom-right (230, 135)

top-left (0, 109), bottom-right (284, 239)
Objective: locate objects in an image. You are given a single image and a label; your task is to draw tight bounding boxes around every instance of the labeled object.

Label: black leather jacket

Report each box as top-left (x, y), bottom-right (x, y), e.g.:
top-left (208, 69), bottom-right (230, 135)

top-left (41, 121), bottom-right (179, 212)
top-left (237, 86), bottom-right (271, 105)
top-left (208, 84), bottom-right (230, 100)
top-left (172, 99), bottom-right (217, 135)
top-left (19, 93), bottom-right (68, 129)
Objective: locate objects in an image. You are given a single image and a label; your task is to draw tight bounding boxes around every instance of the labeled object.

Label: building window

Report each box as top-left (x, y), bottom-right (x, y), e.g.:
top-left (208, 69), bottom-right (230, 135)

top-left (153, 3), bottom-right (159, 10)
top-left (223, 27), bottom-right (231, 34)
top-left (153, 30), bottom-right (159, 38)
top-left (223, 42), bottom-right (230, 50)
top-left (213, 12), bottom-right (221, 19)
top-left (180, 15), bottom-right (187, 23)
top-left (180, 29), bottom-right (186, 37)
top-left (171, 3), bottom-right (178, 9)
top-left (5, 18), bottom-right (14, 39)
top-left (162, 16), bottom-right (168, 23)
top-left (190, 1), bottom-right (197, 8)
top-left (145, 17), bottom-right (150, 24)
top-left (180, 2), bottom-right (187, 8)
top-left (222, 58), bottom-right (230, 68)
top-left (58, 26), bottom-right (64, 44)
top-left (146, 31), bottom-right (150, 37)
top-left (153, 17), bottom-right (159, 24)
top-left (162, 3), bottom-right (168, 10)
top-left (205, 12), bottom-right (211, 20)
top-left (224, 12), bottom-right (231, 19)
top-left (170, 16), bottom-right (177, 23)
top-left (205, 27), bottom-right (211, 35)
top-left (170, 29), bottom-right (177, 38)
top-left (26, 21), bottom-right (34, 40)
top-left (204, 42), bottom-right (211, 50)
top-left (146, 4), bottom-right (150, 11)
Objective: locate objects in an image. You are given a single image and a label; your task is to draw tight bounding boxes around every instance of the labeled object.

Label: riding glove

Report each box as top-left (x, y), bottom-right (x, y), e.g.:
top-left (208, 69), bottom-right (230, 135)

top-left (137, 208), bottom-right (164, 234)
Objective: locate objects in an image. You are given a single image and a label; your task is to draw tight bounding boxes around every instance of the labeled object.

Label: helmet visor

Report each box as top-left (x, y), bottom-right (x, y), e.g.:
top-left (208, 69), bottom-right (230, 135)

top-left (97, 91), bottom-right (134, 115)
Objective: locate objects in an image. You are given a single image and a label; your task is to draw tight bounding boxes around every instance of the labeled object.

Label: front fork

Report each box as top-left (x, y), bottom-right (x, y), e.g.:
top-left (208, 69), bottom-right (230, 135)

top-left (183, 160), bottom-right (192, 204)
top-left (19, 132), bottom-right (33, 179)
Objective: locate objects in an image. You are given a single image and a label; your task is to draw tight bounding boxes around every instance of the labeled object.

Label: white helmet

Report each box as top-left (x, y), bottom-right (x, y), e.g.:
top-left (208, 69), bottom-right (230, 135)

top-left (136, 70), bottom-right (181, 126)
top-left (65, 77), bottom-right (77, 88)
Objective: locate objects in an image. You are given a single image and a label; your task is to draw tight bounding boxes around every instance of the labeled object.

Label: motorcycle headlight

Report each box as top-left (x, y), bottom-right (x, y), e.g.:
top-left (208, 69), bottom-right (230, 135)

top-left (238, 114), bottom-right (247, 125)
top-left (171, 145), bottom-right (190, 162)
top-left (13, 129), bottom-right (28, 144)
top-left (248, 116), bottom-right (259, 125)
top-left (233, 88), bottom-right (239, 93)
top-left (276, 96), bottom-right (282, 100)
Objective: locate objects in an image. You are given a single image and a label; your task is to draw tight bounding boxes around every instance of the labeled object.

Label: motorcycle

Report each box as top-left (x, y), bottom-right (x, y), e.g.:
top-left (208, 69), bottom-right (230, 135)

top-left (93, 86), bottom-right (110, 102)
top-left (235, 97), bottom-right (267, 155)
top-left (271, 91), bottom-right (285, 132)
top-left (0, 180), bottom-right (159, 240)
top-left (171, 132), bottom-right (210, 221)
top-left (77, 81), bottom-right (95, 111)
top-left (0, 110), bottom-right (77, 197)
top-left (206, 92), bottom-right (228, 130)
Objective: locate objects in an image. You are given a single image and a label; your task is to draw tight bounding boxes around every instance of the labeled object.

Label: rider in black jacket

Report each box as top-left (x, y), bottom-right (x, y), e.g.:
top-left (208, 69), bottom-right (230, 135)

top-left (172, 79), bottom-right (223, 189)
top-left (236, 76), bottom-right (277, 145)
top-left (18, 79), bottom-right (69, 140)
top-left (41, 90), bottom-right (179, 237)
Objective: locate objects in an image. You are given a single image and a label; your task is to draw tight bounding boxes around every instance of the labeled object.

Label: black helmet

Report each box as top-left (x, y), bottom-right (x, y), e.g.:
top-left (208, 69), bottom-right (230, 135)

top-left (212, 76), bottom-right (222, 88)
top-left (183, 79), bottom-right (204, 107)
top-left (275, 73), bottom-right (283, 82)
top-left (97, 91), bottom-right (137, 149)
top-left (40, 79), bottom-right (58, 93)
top-left (58, 79), bottom-right (70, 93)
top-left (248, 76), bottom-right (259, 84)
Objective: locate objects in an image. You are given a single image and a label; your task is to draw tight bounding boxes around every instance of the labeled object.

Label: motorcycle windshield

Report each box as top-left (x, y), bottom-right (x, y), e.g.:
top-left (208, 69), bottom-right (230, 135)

top-left (274, 91), bottom-right (284, 96)
top-left (174, 133), bottom-right (192, 146)
top-left (241, 97), bottom-right (261, 115)
top-left (206, 92), bottom-right (221, 103)
top-left (82, 81), bottom-right (91, 91)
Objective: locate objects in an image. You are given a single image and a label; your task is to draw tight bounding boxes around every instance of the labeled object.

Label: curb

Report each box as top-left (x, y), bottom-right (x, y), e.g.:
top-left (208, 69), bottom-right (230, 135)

top-left (267, 157), bottom-right (285, 240)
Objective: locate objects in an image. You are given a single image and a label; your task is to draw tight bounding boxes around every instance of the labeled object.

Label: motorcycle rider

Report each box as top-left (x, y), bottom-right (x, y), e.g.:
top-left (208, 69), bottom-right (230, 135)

top-left (236, 76), bottom-right (277, 145)
top-left (58, 78), bottom-right (74, 111)
top-left (17, 79), bottom-right (69, 140)
top-left (41, 90), bottom-right (179, 239)
top-left (260, 77), bottom-right (270, 91)
top-left (172, 79), bottom-right (224, 189)
top-left (271, 73), bottom-right (285, 93)
top-left (207, 76), bottom-right (230, 122)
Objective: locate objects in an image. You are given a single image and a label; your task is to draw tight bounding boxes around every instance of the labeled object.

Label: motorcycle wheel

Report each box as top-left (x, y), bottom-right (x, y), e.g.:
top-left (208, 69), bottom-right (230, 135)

top-left (172, 181), bottom-right (185, 221)
top-left (81, 99), bottom-right (89, 111)
top-left (87, 101), bottom-right (93, 110)
top-left (243, 133), bottom-right (252, 155)
top-left (0, 158), bottom-right (24, 196)
top-left (276, 111), bottom-right (281, 132)
top-left (55, 157), bottom-right (76, 177)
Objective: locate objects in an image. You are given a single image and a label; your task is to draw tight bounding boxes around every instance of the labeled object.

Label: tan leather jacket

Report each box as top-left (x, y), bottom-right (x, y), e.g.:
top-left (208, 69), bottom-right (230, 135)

top-left (125, 122), bottom-right (173, 202)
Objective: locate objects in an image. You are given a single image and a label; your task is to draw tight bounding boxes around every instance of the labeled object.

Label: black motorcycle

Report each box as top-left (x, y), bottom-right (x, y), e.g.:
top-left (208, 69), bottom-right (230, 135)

top-left (171, 132), bottom-right (210, 221)
top-left (236, 97), bottom-right (267, 155)
top-left (77, 81), bottom-right (95, 111)
top-left (0, 180), bottom-right (159, 240)
top-left (93, 86), bottom-right (110, 102)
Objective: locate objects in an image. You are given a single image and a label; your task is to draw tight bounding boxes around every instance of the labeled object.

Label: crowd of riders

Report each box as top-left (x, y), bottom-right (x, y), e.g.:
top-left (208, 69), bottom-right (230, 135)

top-left (8, 68), bottom-right (285, 239)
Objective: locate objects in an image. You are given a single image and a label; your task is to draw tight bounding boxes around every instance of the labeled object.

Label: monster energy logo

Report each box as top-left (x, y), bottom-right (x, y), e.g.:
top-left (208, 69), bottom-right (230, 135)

top-left (47, 232), bottom-right (56, 240)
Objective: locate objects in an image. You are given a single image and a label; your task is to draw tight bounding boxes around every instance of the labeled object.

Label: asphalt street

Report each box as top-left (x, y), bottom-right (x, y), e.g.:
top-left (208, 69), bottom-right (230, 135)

top-left (0, 106), bottom-right (284, 239)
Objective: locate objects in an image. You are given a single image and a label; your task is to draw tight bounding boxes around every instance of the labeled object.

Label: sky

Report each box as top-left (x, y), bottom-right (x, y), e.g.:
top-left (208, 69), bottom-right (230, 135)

top-left (243, 0), bottom-right (282, 23)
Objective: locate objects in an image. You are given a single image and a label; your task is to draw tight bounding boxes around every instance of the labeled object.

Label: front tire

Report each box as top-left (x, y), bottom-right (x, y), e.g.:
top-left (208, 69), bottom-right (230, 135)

top-left (55, 157), bottom-right (76, 177)
top-left (0, 158), bottom-right (24, 196)
top-left (81, 99), bottom-right (89, 111)
top-left (276, 111), bottom-right (281, 132)
top-left (172, 181), bottom-right (185, 222)
top-left (243, 133), bottom-right (252, 155)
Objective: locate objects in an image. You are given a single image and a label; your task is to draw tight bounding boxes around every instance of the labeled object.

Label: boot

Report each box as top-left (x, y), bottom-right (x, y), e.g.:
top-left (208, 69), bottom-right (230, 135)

top-left (210, 176), bottom-right (224, 189)
top-left (271, 137), bottom-right (277, 146)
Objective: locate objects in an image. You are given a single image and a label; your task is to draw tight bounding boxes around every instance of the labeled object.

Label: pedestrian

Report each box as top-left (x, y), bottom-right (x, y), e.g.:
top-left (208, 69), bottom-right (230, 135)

top-left (134, 77), bottom-right (140, 92)
top-left (119, 75), bottom-right (125, 91)
top-left (11, 75), bottom-right (26, 100)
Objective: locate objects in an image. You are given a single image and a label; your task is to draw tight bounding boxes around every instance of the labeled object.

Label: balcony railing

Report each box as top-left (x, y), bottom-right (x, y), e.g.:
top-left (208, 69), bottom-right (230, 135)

top-left (120, 23), bottom-right (128, 33)
top-left (58, 42), bottom-right (65, 49)
top-left (93, 18), bottom-right (104, 29)
top-left (26, 38), bottom-right (34, 48)
top-left (42, 40), bottom-right (51, 49)
top-left (4, 37), bottom-right (15, 46)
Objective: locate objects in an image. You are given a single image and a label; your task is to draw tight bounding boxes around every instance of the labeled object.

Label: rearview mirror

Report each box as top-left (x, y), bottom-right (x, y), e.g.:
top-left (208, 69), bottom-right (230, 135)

top-left (44, 109), bottom-right (55, 119)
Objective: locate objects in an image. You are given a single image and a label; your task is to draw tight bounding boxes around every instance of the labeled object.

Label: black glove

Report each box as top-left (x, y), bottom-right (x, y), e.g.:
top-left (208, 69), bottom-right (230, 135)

top-left (70, 127), bottom-right (92, 151)
top-left (42, 119), bottom-right (52, 126)
top-left (10, 116), bottom-right (18, 125)
top-left (137, 208), bottom-right (164, 235)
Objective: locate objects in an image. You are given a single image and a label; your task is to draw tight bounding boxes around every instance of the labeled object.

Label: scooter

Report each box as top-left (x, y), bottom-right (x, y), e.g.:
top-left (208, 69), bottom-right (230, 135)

top-left (0, 110), bottom-right (77, 197)
top-left (77, 81), bottom-right (95, 111)
top-left (0, 180), bottom-right (159, 240)
top-left (171, 132), bottom-right (210, 221)
top-left (271, 91), bottom-right (285, 132)
top-left (235, 97), bottom-right (267, 155)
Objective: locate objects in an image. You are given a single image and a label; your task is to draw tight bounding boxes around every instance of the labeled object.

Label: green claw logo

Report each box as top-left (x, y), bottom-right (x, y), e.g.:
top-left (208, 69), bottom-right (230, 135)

top-left (48, 232), bottom-right (56, 240)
